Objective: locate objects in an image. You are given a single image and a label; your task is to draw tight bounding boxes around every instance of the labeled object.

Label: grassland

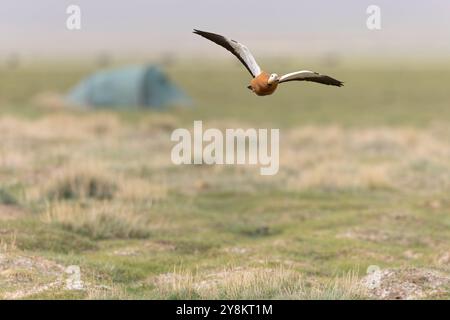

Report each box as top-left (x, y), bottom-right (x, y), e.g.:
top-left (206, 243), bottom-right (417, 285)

top-left (0, 58), bottom-right (449, 299)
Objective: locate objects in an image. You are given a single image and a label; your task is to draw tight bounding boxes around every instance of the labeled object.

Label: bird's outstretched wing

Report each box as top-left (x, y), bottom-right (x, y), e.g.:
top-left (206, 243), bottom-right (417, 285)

top-left (279, 70), bottom-right (343, 87)
top-left (193, 29), bottom-right (262, 78)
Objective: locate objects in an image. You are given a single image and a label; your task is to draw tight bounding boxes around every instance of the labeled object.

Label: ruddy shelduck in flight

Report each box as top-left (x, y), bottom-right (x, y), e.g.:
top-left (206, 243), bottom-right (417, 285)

top-left (193, 29), bottom-right (343, 96)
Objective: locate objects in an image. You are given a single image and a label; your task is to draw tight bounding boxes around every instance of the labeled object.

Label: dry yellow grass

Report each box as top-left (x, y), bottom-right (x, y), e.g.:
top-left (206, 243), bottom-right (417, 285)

top-left (152, 266), bottom-right (367, 299)
top-left (280, 125), bottom-right (450, 192)
top-left (2, 112), bottom-right (449, 197)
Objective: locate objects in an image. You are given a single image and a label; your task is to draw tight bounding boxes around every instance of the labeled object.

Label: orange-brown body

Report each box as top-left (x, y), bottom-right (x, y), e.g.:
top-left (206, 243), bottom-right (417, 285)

top-left (249, 72), bottom-right (278, 96)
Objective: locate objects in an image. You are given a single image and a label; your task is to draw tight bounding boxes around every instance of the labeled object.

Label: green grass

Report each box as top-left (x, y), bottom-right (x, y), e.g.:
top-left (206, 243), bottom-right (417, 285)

top-left (0, 59), bottom-right (449, 299)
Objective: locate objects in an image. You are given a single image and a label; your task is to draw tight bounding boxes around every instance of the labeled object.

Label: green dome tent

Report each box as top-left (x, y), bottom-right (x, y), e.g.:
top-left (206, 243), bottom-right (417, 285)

top-left (67, 65), bottom-right (192, 109)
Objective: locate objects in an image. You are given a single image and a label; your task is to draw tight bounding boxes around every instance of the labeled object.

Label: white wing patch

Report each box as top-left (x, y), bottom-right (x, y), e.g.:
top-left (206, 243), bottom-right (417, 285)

top-left (279, 70), bottom-right (318, 82)
top-left (193, 30), bottom-right (262, 77)
top-left (229, 40), bottom-right (262, 77)
top-left (279, 70), bottom-right (344, 87)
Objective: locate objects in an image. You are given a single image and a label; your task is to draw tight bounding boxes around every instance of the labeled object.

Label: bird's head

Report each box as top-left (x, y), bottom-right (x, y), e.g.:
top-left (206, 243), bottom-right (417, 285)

top-left (267, 73), bottom-right (279, 85)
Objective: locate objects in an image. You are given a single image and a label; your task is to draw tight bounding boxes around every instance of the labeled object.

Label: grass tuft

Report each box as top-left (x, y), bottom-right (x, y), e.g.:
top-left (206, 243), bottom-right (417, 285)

top-left (44, 202), bottom-right (149, 240)
top-left (45, 166), bottom-right (117, 201)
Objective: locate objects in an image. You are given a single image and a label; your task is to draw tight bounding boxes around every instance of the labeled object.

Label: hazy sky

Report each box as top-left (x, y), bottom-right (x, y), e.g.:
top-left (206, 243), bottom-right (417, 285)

top-left (1, 0), bottom-right (449, 57)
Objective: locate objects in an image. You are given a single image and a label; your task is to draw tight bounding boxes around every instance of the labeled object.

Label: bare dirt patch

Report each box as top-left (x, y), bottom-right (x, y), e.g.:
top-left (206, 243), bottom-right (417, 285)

top-left (0, 251), bottom-right (65, 299)
top-left (362, 267), bottom-right (450, 299)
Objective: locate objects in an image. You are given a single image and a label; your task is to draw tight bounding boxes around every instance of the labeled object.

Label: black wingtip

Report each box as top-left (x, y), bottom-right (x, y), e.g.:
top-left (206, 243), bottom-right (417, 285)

top-left (330, 78), bottom-right (344, 87)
